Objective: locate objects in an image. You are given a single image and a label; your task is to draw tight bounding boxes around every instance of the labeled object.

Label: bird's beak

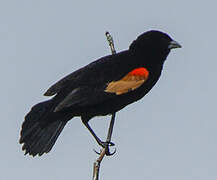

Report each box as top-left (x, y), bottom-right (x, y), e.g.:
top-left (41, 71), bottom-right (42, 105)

top-left (168, 40), bottom-right (182, 49)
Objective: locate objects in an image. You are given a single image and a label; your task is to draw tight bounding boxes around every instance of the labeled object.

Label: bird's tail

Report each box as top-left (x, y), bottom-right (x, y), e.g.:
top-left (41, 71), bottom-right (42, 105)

top-left (19, 100), bottom-right (70, 156)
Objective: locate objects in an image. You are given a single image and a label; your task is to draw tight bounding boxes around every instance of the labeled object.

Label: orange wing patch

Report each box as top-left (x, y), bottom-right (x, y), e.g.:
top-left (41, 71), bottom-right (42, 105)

top-left (105, 67), bottom-right (149, 95)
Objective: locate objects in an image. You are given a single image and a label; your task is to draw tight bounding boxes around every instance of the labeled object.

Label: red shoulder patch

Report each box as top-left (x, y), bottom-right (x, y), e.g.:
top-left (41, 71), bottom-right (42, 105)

top-left (128, 67), bottom-right (149, 78)
top-left (105, 67), bottom-right (149, 95)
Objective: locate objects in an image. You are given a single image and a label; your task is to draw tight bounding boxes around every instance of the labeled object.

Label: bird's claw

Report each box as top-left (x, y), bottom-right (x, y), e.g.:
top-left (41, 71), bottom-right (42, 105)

top-left (93, 141), bottom-right (116, 156)
top-left (101, 141), bottom-right (115, 147)
top-left (105, 147), bottom-right (116, 156)
top-left (93, 149), bottom-right (101, 155)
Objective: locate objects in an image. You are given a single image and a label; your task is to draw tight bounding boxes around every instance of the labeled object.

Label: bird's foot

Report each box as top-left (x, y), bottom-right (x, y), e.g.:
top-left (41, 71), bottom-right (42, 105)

top-left (100, 141), bottom-right (115, 147)
top-left (94, 141), bottom-right (116, 156)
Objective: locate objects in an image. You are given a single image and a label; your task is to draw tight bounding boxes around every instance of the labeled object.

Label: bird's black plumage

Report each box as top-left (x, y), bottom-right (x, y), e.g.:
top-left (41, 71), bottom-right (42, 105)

top-left (19, 30), bottom-right (181, 156)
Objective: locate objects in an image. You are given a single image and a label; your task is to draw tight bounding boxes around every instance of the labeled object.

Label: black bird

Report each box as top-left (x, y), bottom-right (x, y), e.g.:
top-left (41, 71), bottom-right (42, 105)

top-left (19, 30), bottom-right (181, 156)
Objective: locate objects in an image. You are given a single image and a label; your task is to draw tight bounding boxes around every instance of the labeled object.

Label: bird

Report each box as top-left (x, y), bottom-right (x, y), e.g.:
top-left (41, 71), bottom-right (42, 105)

top-left (19, 30), bottom-right (181, 156)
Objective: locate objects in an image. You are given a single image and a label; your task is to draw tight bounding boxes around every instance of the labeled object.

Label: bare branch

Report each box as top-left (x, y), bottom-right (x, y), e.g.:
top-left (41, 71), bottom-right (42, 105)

top-left (105, 31), bottom-right (116, 55)
top-left (92, 32), bottom-right (117, 180)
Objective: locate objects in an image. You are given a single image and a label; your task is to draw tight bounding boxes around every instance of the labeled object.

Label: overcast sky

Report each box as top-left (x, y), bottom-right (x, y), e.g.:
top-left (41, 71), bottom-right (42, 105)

top-left (1, 0), bottom-right (217, 180)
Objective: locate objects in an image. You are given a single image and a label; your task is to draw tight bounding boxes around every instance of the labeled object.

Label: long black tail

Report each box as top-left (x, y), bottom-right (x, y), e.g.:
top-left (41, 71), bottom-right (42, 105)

top-left (19, 100), bottom-right (70, 156)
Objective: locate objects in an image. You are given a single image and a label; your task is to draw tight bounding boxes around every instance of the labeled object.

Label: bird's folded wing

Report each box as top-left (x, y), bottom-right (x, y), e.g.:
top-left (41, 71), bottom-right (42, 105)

top-left (44, 55), bottom-right (115, 97)
top-left (44, 68), bottom-right (84, 96)
top-left (54, 86), bottom-right (111, 112)
top-left (53, 67), bottom-right (149, 112)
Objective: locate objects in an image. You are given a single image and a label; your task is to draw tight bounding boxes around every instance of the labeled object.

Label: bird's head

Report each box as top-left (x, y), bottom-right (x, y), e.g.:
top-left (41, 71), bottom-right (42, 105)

top-left (129, 30), bottom-right (181, 64)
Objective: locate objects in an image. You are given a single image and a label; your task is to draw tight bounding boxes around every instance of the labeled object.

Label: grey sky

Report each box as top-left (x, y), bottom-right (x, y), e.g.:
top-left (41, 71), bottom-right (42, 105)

top-left (1, 0), bottom-right (217, 179)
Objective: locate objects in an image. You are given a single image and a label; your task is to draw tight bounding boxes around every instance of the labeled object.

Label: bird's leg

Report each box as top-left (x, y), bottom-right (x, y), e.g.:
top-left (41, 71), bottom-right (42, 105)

top-left (106, 113), bottom-right (116, 141)
top-left (93, 113), bottom-right (117, 156)
top-left (82, 120), bottom-right (115, 149)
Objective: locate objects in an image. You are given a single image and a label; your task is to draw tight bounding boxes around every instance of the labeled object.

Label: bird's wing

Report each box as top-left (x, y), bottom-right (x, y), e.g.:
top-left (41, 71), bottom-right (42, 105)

top-left (53, 66), bottom-right (150, 112)
top-left (44, 54), bottom-right (119, 97)
top-left (44, 67), bottom-right (85, 96)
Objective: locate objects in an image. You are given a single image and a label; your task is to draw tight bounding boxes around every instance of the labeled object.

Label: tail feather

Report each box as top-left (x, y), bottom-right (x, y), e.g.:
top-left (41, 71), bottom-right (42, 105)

top-left (20, 100), bottom-right (69, 156)
top-left (40, 121), bottom-right (66, 154)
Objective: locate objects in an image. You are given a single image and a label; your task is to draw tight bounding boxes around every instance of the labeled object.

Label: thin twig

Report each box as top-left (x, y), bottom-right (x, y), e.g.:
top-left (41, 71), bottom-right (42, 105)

top-left (92, 148), bottom-right (106, 180)
top-left (92, 32), bottom-right (117, 180)
top-left (105, 31), bottom-right (116, 54)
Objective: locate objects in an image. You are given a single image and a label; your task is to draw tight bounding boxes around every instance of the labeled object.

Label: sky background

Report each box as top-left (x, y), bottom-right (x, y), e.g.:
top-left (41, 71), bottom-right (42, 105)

top-left (1, 0), bottom-right (217, 179)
